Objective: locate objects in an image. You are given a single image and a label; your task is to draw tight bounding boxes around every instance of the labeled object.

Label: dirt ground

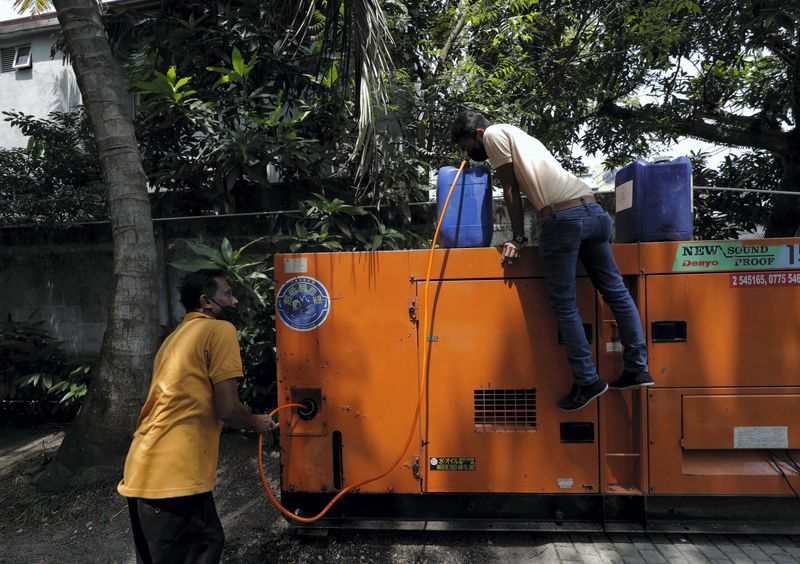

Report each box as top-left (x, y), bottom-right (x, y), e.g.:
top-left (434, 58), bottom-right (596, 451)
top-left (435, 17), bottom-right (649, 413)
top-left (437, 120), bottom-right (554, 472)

top-left (0, 423), bottom-right (499, 564)
top-left (2, 424), bottom-right (800, 564)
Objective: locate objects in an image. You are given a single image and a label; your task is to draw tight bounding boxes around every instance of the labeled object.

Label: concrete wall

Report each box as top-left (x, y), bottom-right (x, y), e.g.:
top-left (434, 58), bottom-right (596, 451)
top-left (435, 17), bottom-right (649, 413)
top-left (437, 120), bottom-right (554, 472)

top-left (0, 194), bottom-right (585, 361)
top-left (0, 215), bottom-right (274, 360)
top-left (0, 15), bottom-right (81, 148)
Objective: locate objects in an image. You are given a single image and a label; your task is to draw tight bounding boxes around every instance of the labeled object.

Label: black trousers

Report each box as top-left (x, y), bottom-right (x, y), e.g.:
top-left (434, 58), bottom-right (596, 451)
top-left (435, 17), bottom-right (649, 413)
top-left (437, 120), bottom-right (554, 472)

top-left (127, 492), bottom-right (225, 564)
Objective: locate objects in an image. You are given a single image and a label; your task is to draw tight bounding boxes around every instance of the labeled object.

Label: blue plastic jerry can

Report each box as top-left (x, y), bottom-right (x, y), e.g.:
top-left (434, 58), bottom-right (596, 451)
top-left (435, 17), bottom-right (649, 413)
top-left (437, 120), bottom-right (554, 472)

top-left (437, 166), bottom-right (493, 248)
top-left (614, 156), bottom-right (693, 243)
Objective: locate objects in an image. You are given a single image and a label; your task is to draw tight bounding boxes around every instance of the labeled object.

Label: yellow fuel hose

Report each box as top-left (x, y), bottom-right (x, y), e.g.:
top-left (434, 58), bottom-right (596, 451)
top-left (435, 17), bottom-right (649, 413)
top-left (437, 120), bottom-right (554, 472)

top-left (259, 160), bottom-right (468, 522)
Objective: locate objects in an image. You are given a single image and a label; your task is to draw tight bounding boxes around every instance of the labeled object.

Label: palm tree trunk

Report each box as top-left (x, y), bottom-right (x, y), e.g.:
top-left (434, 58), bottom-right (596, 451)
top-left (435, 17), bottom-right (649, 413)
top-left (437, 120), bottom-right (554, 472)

top-left (46, 0), bottom-right (159, 483)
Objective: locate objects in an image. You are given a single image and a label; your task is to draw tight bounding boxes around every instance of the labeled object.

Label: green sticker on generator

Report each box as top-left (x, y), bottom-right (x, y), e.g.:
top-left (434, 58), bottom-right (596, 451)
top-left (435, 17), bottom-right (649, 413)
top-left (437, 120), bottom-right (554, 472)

top-left (429, 457), bottom-right (476, 471)
top-left (673, 242), bottom-right (800, 272)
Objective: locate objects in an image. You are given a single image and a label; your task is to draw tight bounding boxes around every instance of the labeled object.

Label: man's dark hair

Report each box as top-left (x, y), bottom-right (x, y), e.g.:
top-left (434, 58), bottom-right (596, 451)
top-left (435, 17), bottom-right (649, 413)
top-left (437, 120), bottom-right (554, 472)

top-left (179, 268), bottom-right (228, 311)
top-left (450, 110), bottom-right (491, 145)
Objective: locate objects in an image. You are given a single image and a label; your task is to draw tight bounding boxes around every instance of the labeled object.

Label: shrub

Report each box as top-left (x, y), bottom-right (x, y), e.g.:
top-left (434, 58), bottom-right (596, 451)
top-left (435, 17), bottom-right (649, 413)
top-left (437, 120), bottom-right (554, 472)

top-left (0, 314), bottom-right (92, 413)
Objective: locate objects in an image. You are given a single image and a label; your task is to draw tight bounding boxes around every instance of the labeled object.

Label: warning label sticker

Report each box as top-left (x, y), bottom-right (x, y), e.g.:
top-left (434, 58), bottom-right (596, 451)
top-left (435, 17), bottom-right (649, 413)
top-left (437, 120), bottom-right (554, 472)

top-left (616, 180), bottom-right (633, 212)
top-left (730, 271), bottom-right (800, 288)
top-left (673, 242), bottom-right (800, 272)
top-left (429, 457), bottom-right (476, 471)
top-left (734, 426), bottom-right (788, 449)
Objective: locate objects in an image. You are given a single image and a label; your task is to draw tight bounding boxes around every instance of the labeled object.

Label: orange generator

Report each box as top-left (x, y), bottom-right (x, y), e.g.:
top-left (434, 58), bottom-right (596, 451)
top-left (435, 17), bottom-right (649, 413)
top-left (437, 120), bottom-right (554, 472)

top-left (274, 239), bottom-right (800, 533)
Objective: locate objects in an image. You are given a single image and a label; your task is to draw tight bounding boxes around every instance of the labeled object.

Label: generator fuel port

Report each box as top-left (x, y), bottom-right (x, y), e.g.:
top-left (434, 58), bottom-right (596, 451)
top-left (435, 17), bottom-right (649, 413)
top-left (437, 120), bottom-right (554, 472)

top-left (297, 398), bottom-right (319, 420)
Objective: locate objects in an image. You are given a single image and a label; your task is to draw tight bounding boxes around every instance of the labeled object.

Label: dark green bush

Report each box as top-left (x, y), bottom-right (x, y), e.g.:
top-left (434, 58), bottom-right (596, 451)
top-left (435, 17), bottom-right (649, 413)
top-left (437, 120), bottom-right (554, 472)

top-left (0, 314), bottom-right (92, 412)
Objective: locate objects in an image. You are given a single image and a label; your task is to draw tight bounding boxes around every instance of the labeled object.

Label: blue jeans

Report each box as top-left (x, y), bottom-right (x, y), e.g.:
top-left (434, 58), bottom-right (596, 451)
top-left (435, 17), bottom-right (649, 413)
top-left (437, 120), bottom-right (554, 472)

top-left (538, 202), bottom-right (648, 385)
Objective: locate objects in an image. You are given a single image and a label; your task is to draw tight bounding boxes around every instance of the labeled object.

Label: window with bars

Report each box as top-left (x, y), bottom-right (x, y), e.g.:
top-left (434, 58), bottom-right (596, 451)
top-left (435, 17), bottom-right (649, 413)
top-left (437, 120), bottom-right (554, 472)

top-left (474, 388), bottom-right (537, 433)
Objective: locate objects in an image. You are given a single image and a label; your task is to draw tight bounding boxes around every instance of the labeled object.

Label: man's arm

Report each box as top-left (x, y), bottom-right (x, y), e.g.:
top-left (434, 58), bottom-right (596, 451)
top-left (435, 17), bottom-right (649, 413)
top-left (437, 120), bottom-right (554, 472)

top-left (495, 163), bottom-right (526, 263)
top-left (214, 379), bottom-right (277, 434)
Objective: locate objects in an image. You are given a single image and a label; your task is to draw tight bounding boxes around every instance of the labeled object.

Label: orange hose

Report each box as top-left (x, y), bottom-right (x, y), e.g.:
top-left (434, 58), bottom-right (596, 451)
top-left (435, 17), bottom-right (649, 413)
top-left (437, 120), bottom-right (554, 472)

top-left (259, 160), bottom-right (469, 522)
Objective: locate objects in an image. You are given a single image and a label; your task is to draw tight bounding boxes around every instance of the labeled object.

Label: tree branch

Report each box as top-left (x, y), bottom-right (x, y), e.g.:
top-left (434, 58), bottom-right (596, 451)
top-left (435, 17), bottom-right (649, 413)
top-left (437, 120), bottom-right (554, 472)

top-left (434, 5), bottom-right (468, 79)
top-left (599, 101), bottom-right (792, 155)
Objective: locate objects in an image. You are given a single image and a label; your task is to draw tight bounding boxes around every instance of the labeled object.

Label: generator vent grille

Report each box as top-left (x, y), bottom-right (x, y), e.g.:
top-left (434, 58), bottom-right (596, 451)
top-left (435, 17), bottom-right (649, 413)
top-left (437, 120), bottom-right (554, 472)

top-left (474, 388), bottom-right (537, 432)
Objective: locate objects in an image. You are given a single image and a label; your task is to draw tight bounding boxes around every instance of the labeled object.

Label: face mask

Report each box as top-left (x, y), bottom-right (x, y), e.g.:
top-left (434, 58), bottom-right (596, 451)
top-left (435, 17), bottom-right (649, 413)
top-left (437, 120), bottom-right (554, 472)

top-left (209, 298), bottom-right (242, 326)
top-left (468, 143), bottom-right (488, 162)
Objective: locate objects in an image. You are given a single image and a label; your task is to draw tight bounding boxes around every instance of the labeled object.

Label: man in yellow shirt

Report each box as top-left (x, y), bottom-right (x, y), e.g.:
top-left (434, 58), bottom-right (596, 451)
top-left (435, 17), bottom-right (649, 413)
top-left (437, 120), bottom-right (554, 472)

top-left (118, 268), bottom-right (276, 563)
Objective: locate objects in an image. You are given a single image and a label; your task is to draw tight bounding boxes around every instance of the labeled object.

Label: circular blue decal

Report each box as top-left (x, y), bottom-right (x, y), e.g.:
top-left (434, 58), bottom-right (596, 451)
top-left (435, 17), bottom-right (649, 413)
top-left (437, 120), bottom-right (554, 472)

top-left (277, 276), bottom-right (331, 332)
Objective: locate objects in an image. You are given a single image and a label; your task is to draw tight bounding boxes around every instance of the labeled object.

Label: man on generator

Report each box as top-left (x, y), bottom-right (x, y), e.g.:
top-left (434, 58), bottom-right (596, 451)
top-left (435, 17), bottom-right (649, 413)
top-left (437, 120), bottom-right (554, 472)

top-left (118, 269), bottom-right (277, 563)
top-left (451, 110), bottom-right (653, 411)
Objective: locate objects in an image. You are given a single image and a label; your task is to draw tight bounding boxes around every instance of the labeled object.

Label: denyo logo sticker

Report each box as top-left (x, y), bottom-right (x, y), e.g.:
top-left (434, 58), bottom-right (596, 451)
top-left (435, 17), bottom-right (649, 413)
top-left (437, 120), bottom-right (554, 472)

top-left (277, 276), bottom-right (330, 331)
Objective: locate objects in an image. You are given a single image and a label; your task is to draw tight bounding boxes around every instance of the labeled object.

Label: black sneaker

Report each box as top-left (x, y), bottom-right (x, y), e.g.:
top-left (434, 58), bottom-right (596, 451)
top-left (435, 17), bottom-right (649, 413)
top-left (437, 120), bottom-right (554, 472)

top-left (610, 370), bottom-right (655, 390)
top-left (557, 380), bottom-right (609, 411)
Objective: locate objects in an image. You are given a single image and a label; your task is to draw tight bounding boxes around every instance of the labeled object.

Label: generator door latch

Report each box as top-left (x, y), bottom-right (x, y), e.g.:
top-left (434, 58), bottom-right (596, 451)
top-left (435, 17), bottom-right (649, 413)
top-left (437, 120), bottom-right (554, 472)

top-left (409, 298), bottom-right (417, 322)
top-left (411, 457), bottom-right (421, 481)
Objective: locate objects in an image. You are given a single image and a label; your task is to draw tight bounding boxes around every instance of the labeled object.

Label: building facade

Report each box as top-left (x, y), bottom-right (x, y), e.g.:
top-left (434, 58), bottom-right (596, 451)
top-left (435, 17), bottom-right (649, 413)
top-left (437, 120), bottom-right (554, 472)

top-left (0, 13), bottom-right (82, 148)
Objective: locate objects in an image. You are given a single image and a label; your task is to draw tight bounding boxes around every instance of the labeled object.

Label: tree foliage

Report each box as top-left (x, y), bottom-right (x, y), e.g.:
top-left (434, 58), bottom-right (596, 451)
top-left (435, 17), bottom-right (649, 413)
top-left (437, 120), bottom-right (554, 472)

top-left (105, 1), bottom-right (408, 214)
top-left (440, 0), bottom-right (799, 236)
top-left (691, 150), bottom-right (779, 239)
top-left (5, 0), bottom-right (796, 238)
top-left (0, 110), bottom-right (105, 225)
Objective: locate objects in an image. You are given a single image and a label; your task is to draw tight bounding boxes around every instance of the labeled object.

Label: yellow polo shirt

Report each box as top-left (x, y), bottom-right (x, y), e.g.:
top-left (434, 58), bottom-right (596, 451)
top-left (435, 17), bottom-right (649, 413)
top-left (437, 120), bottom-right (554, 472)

top-left (117, 312), bottom-right (243, 499)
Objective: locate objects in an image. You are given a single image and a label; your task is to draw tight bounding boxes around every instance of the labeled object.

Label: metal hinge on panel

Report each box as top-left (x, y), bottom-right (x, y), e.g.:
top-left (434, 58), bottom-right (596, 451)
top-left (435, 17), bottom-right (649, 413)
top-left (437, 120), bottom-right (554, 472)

top-left (409, 297), bottom-right (417, 321)
top-left (427, 335), bottom-right (439, 342)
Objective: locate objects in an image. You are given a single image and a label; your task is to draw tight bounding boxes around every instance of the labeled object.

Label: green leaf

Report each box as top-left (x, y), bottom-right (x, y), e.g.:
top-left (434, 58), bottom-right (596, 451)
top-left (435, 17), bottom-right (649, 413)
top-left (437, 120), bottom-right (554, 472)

top-left (322, 60), bottom-right (339, 89)
top-left (221, 238), bottom-right (233, 264)
top-left (169, 259), bottom-right (220, 272)
top-left (231, 48), bottom-right (245, 76)
top-left (174, 77), bottom-right (191, 90)
top-left (236, 235), bottom-right (268, 255)
top-left (186, 240), bottom-right (224, 261)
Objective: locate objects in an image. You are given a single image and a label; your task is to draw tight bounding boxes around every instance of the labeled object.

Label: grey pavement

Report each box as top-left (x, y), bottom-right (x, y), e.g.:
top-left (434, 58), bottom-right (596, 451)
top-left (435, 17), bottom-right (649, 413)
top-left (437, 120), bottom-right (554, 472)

top-left (473, 532), bottom-right (800, 563)
top-left (255, 528), bottom-right (800, 563)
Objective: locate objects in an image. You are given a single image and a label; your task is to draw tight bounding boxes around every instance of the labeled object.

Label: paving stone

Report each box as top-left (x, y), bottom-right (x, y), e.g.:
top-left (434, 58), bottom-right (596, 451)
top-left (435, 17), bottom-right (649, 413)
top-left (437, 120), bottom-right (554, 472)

top-left (597, 549), bottom-right (624, 563)
top-left (612, 541), bottom-right (640, 556)
top-left (674, 543), bottom-right (711, 563)
top-left (654, 543), bottom-right (688, 561)
top-left (754, 539), bottom-right (790, 557)
top-left (590, 533), bottom-right (616, 552)
top-left (556, 544), bottom-right (582, 562)
top-left (727, 556), bottom-right (756, 564)
top-left (631, 540), bottom-right (658, 552)
top-left (693, 542), bottom-right (728, 560)
top-left (574, 543), bottom-right (601, 557)
top-left (712, 547), bottom-right (750, 561)
top-left (638, 549), bottom-right (668, 563)
top-left (737, 545), bottom-right (771, 560)
top-left (533, 543), bottom-right (559, 562)
top-left (770, 537), bottom-right (800, 555)
top-left (770, 556), bottom-right (798, 564)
